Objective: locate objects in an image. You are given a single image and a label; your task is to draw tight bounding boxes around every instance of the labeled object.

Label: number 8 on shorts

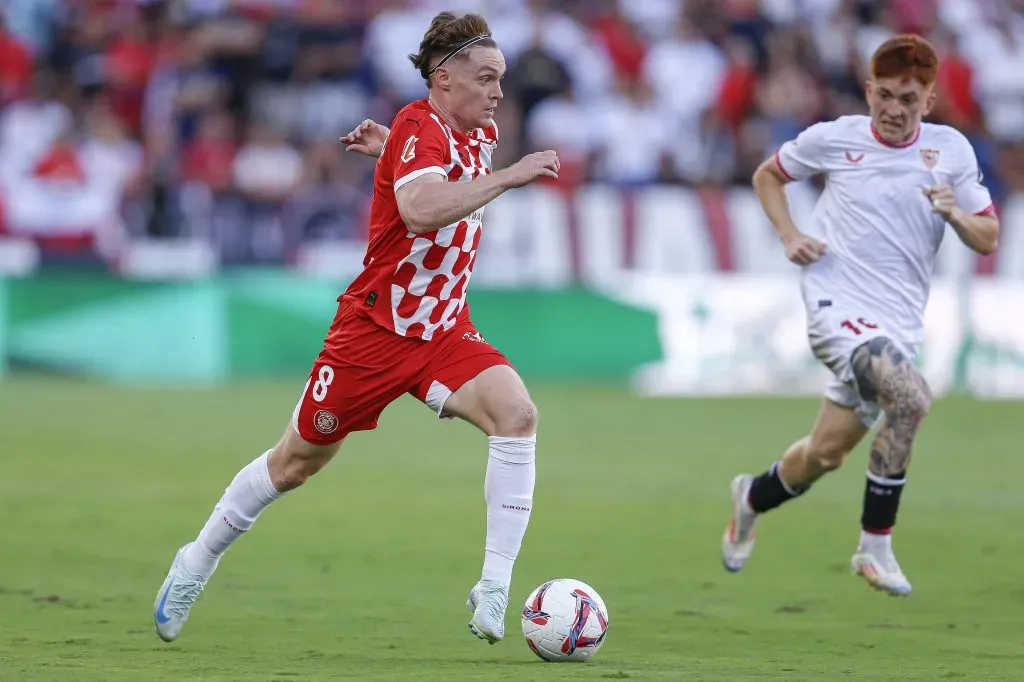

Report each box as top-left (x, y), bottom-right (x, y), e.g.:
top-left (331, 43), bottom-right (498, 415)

top-left (312, 365), bottom-right (334, 402)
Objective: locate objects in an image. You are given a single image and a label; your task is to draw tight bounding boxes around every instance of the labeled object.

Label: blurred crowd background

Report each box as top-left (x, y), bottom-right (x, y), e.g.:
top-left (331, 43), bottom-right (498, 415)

top-left (1, 0), bottom-right (1022, 267)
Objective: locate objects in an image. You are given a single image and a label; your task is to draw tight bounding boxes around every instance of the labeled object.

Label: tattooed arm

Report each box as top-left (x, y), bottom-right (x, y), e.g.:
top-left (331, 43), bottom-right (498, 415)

top-left (850, 337), bottom-right (932, 477)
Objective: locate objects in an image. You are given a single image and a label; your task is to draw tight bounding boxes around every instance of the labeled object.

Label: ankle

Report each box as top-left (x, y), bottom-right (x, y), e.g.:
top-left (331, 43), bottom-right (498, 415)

top-left (747, 463), bottom-right (808, 513)
top-left (859, 529), bottom-right (893, 553)
top-left (182, 542), bottom-right (219, 577)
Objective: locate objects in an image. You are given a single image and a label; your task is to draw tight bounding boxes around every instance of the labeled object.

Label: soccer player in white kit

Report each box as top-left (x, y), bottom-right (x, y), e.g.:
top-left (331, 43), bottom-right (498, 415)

top-left (721, 34), bottom-right (1000, 595)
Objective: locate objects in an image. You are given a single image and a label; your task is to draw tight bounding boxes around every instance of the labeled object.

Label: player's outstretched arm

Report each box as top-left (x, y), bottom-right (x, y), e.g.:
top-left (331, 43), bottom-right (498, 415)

top-left (752, 156), bottom-right (826, 265)
top-left (396, 150), bottom-right (559, 234)
top-left (924, 184), bottom-right (999, 255)
top-left (340, 119), bottom-right (390, 158)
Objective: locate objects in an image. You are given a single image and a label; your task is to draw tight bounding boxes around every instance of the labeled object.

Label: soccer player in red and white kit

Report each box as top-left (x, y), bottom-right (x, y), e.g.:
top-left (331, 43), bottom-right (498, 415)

top-left (721, 35), bottom-right (1000, 595)
top-left (154, 11), bottom-right (560, 644)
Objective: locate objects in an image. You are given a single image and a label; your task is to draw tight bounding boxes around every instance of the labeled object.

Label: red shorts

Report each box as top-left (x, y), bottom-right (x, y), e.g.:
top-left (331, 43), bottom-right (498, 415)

top-left (292, 301), bottom-right (513, 445)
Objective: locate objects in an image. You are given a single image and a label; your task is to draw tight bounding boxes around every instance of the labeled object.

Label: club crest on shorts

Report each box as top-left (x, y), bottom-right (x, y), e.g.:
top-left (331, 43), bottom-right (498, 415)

top-left (313, 410), bottom-right (338, 434)
top-left (920, 148), bottom-right (940, 169)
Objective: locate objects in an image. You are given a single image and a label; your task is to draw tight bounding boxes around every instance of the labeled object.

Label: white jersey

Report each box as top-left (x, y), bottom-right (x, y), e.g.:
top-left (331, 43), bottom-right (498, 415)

top-left (776, 115), bottom-right (993, 347)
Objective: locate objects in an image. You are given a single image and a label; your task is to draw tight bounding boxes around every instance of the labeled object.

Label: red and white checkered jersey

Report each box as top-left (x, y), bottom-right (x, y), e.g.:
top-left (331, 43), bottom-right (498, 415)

top-left (341, 99), bottom-right (497, 341)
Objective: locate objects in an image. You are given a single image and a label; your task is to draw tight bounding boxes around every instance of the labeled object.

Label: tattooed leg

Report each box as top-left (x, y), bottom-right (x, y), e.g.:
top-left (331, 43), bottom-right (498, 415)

top-left (850, 337), bottom-right (932, 533)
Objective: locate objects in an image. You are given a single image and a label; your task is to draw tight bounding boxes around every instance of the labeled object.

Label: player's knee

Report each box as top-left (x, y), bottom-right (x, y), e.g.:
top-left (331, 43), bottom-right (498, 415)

top-left (902, 391), bottom-right (930, 426)
top-left (494, 400), bottom-right (538, 438)
top-left (854, 337), bottom-right (932, 424)
top-left (805, 440), bottom-right (850, 473)
top-left (901, 381), bottom-right (931, 424)
top-left (268, 443), bottom-right (335, 492)
top-left (882, 365), bottom-right (932, 425)
top-left (271, 453), bottom-right (324, 492)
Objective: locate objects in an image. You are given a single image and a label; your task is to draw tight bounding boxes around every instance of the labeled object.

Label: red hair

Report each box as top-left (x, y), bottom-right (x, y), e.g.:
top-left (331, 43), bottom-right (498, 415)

top-left (870, 34), bottom-right (939, 87)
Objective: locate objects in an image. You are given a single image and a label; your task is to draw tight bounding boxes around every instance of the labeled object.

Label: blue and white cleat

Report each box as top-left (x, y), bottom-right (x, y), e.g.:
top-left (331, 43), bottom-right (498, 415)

top-left (851, 546), bottom-right (913, 596)
top-left (466, 579), bottom-right (508, 644)
top-left (154, 543), bottom-right (210, 642)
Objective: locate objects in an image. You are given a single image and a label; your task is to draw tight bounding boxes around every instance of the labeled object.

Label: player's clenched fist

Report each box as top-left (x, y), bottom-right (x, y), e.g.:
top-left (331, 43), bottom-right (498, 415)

top-left (782, 232), bottom-right (827, 265)
top-left (503, 150), bottom-right (560, 188)
top-left (923, 183), bottom-right (956, 220)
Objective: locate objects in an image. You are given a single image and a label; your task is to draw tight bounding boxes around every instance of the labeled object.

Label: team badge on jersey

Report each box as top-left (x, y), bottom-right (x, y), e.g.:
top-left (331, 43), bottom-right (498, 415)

top-left (400, 135), bottom-right (418, 163)
top-left (919, 148), bottom-right (940, 170)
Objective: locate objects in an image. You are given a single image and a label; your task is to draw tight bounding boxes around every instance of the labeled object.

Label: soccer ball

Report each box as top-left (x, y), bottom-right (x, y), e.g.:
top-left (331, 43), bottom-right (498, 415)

top-left (521, 578), bottom-right (609, 662)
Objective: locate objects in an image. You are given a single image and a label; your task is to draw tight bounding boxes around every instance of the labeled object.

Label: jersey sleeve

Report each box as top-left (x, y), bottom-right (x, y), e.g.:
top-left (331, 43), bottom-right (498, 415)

top-left (390, 114), bottom-right (450, 192)
top-left (951, 135), bottom-right (994, 216)
top-left (775, 121), bottom-right (832, 182)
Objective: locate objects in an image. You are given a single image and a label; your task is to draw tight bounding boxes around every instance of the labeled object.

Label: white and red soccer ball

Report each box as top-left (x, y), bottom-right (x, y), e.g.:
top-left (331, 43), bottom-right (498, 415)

top-left (521, 578), bottom-right (609, 662)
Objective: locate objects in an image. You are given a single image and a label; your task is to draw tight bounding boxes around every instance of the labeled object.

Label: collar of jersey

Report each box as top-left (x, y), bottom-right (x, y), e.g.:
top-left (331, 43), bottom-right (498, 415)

top-left (417, 99), bottom-right (490, 144)
top-left (416, 99), bottom-right (466, 139)
top-left (870, 121), bottom-right (921, 149)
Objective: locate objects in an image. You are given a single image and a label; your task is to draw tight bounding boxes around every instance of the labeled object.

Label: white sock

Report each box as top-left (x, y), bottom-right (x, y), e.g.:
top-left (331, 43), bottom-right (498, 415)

top-left (481, 435), bottom-right (536, 586)
top-left (859, 529), bottom-right (893, 554)
top-left (183, 450), bottom-right (282, 576)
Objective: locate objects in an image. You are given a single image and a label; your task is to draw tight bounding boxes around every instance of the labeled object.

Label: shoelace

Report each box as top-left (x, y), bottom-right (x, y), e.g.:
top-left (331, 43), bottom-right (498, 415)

top-left (734, 506), bottom-right (757, 541)
top-left (167, 575), bottom-right (206, 617)
top-left (481, 585), bottom-right (508, 625)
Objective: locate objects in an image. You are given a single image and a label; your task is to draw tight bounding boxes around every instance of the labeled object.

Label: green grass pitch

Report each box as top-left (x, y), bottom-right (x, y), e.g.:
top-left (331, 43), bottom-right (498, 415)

top-left (2, 377), bottom-right (1024, 680)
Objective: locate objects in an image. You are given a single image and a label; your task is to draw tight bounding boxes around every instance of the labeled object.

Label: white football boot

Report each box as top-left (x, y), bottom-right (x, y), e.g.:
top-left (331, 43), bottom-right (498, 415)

top-left (466, 579), bottom-right (508, 644)
top-left (851, 542), bottom-right (912, 596)
top-left (722, 474), bottom-right (759, 572)
top-left (154, 543), bottom-right (211, 641)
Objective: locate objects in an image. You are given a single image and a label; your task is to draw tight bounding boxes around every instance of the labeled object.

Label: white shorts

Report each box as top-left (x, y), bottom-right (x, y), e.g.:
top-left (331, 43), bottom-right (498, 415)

top-left (805, 299), bottom-right (915, 428)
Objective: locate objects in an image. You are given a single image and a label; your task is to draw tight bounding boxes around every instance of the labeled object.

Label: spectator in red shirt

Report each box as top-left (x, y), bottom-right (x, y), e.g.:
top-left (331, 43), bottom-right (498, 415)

top-left (0, 15), bottom-right (33, 104)
top-left (181, 109), bottom-right (238, 194)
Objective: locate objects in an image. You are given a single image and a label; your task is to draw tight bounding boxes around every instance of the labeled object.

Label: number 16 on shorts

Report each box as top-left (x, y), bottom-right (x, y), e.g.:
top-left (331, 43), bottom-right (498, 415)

top-left (840, 317), bottom-right (878, 336)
